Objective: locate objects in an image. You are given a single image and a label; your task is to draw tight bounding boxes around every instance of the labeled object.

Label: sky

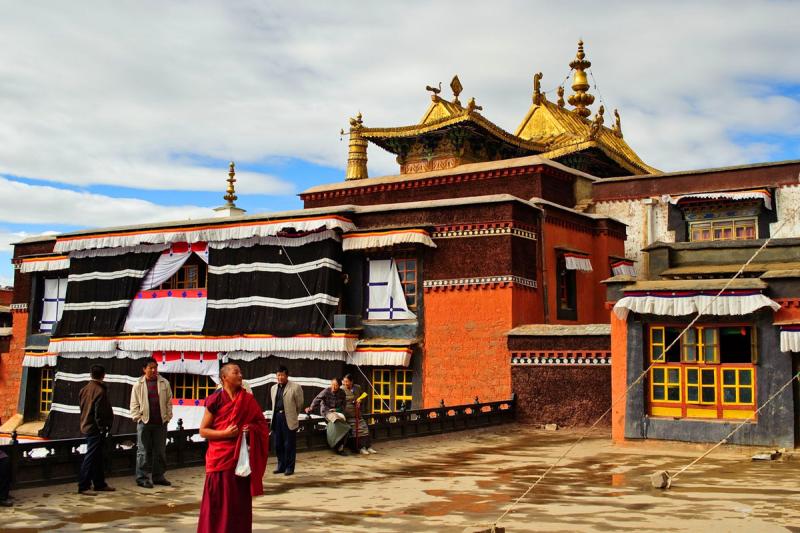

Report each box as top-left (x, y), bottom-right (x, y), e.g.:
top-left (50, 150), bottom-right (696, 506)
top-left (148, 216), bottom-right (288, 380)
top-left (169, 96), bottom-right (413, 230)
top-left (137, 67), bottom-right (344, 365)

top-left (1, 1), bottom-right (800, 286)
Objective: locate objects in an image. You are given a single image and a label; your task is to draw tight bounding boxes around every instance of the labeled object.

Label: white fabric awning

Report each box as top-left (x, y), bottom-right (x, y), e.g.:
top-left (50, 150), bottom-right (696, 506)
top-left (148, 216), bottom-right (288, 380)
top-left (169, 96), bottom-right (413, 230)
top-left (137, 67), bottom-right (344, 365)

top-left (154, 351), bottom-right (219, 377)
top-left (53, 215), bottom-right (356, 253)
top-left (342, 229), bottom-right (436, 251)
top-left (19, 256), bottom-right (70, 273)
top-left (780, 329), bottom-right (800, 352)
top-left (667, 189), bottom-right (772, 210)
top-left (350, 348), bottom-right (412, 367)
top-left (613, 292), bottom-right (780, 320)
top-left (611, 260), bottom-right (636, 277)
top-left (22, 352), bottom-right (58, 367)
top-left (564, 253), bottom-right (593, 272)
top-left (48, 334), bottom-right (358, 354)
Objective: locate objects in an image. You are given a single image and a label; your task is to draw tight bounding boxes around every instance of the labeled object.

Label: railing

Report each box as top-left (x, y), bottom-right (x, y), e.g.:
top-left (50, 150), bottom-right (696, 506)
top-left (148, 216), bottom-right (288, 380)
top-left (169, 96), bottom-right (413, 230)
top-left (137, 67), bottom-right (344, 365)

top-left (1, 396), bottom-right (515, 489)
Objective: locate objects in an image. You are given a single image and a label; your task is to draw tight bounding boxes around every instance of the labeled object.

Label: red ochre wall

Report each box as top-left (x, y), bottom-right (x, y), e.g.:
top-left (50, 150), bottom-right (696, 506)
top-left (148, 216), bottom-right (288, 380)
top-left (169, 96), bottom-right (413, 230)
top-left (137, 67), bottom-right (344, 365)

top-left (543, 219), bottom-right (625, 324)
top-left (423, 285), bottom-right (527, 407)
top-left (0, 310), bottom-right (27, 424)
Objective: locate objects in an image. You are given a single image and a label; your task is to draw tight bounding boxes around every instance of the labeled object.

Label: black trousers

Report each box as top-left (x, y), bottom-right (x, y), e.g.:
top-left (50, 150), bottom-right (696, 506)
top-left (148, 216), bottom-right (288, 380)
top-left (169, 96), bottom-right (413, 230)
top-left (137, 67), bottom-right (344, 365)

top-left (272, 413), bottom-right (296, 473)
top-left (0, 454), bottom-right (10, 500)
top-left (78, 433), bottom-right (108, 491)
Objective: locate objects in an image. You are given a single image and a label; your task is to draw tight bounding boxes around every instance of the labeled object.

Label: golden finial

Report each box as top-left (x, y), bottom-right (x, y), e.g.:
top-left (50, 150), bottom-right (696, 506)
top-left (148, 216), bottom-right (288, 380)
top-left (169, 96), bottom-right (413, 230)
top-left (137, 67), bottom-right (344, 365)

top-left (557, 86), bottom-right (565, 107)
top-left (450, 75), bottom-right (463, 106)
top-left (568, 40), bottom-right (595, 118)
top-left (466, 97), bottom-right (483, 113)
top-left (425, 82), bottom-right (442, 101)
top-left (345, 112), bottom-right (368, 180)
top-left (612, 108), bottom-right (623, 138)
top-left (224, 161), bottom-right (238, 207)
top-left (532, 72), bottom-right (543, 105)
top-left (588, 105), bottom-right (604, 140)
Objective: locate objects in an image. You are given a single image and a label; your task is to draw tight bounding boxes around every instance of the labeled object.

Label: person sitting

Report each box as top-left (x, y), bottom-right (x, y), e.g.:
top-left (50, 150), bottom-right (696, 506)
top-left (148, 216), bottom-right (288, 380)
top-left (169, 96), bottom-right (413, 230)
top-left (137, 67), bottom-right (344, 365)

top-left (342, 374), bottom-right (377, 455)
top-left (306, 378), bottom-right (349, 455)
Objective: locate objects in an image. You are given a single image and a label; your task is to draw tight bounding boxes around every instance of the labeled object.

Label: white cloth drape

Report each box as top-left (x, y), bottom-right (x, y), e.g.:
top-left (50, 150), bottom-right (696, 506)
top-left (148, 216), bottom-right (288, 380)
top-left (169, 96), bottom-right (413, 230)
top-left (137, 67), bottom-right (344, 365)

top-left (564, 254), bottom-right (593, 272)
top-left (155, 351), bottom-right (219, 377)
top-left (123, 295), bottom-right (207, 332)
top-left (140, 246), bottom-right (208, 290)
top-left (20, 257), bottom-right (70, 273)
top-left (780, 330), bottom-right (800, 352)
top-left (611, 262), bottom-right (637, 277)
top-left (343, 230), bottom-right (436, 251)
top-left (40, 278), bottom-right (67, 332)
top-left (366, 259), bottom-right (415, 320)
top-left (614, 293), bottom-right (780, 320)
top-left (22, 353), bottom-right (58, 367)
top-left (667, 189), bottom-right (772, 210)
top-left (350, 349), bottom-right (412, 367)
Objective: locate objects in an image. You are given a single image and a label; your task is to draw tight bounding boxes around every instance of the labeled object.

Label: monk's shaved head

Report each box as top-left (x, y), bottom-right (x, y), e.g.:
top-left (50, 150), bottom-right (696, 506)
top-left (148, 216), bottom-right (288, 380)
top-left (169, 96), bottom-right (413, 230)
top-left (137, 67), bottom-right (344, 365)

top-left (219, 363), bottom-right (240, 380)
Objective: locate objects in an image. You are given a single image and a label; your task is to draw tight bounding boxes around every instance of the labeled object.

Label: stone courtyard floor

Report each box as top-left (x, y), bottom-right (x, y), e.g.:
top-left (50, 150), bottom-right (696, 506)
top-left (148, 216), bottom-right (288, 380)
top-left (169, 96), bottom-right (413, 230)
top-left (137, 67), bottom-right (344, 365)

top-left (2, 424), bottom-right (800, 532)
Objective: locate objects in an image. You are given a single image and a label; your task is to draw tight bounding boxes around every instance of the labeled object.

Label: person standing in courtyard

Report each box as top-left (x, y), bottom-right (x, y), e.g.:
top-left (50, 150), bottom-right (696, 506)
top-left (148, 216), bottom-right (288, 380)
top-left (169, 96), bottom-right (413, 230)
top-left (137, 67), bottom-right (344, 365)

top-left (269, 364), bottom-right (304, 475)
top-left (130, 357), bottom-right (173, 488)
top-left (342, 374), bottom-right (377, 455)
top-left (307, 377), bottom-right (350, 455)
top-left (77, 365), bottom-right (115, 495)
top-left (197, 363), bottom-right (269, 533)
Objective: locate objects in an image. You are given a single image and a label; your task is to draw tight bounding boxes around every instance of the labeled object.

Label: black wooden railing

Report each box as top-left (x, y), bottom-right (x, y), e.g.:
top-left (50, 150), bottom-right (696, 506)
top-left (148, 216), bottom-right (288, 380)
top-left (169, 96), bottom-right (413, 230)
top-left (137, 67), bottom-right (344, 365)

top-left (1, 396), bottom-right (515, 489)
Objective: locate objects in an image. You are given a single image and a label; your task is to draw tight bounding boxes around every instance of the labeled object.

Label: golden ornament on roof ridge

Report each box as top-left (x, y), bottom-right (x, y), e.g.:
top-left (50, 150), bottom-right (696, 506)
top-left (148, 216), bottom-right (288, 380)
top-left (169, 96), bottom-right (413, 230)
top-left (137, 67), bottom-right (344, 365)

top-left (224, 161), bottom-right (238, 206)
top-left (568, 39), bottom-right (595, 118)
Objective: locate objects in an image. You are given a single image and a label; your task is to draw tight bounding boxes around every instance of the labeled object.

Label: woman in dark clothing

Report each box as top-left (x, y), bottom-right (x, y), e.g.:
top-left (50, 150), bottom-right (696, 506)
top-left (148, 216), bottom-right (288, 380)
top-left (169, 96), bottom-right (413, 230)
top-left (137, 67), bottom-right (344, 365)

top-left (306, 378), bottom-right (350, 454)
top-left (342, 374), bottom-right (376, 455)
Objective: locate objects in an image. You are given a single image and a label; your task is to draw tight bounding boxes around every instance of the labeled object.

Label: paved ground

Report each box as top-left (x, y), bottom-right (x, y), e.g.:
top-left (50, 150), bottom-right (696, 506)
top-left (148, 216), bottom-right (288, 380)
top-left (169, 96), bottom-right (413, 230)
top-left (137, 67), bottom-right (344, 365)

top-left (2, 425), bottom-right (800, 532)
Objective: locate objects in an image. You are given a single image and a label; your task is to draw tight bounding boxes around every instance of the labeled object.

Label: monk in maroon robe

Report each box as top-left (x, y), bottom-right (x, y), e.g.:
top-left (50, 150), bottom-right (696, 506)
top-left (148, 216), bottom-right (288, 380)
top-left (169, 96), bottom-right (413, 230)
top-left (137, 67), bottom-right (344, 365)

top-left (197, 363), bottom-right (269, 533)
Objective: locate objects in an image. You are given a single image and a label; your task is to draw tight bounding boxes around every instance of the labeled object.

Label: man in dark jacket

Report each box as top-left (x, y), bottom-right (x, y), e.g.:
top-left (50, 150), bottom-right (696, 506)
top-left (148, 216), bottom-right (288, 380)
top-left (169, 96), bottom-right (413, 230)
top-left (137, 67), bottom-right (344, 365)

top-left (77, 364), bottom-right (116, 495)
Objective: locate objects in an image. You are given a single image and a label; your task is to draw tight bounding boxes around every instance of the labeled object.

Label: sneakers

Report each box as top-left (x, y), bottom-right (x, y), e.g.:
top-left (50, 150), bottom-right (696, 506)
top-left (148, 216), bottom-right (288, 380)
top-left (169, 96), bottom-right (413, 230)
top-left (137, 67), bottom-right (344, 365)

top-left (359, 447), bottom-right (370, 455)
top-left (367, 447), bottom-right (378, 454)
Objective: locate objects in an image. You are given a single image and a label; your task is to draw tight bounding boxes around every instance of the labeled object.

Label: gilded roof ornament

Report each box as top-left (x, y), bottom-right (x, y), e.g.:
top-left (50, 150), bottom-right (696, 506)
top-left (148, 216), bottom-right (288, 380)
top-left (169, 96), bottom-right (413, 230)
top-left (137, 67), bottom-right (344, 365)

top-left (532, 72), bottom-right (544, 105)
top-left (612, 109), bottom-right (623, 138)
top-left (345, 112), bottom-right (368, 180)
top-left (557, 86), bottom-right (565, 107)
top-left (567, 40), bottom-right (595, 118)
top-left (466, 97), bottom-right (483, 113)
top-left (450, 75), bottom-right (463, 106)
top-left (588, 105), bottom-right (604, 140)
top-left (425, 82), bottom-right (442, 101)
top-left (224, 161), bottom-right (238, 207)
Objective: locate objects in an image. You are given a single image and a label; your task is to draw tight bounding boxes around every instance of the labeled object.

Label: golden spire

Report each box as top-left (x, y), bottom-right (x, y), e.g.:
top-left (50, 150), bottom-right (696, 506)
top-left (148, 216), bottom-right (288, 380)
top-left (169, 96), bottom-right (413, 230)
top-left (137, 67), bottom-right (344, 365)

top-left (344, 112), bottom-right (368, 180)
top-left (450, 75), bottom-right (463, 106)
top-left (567, 40), bottom-right (595, 118)
top-left (224, 161), bottom-right (238, 207)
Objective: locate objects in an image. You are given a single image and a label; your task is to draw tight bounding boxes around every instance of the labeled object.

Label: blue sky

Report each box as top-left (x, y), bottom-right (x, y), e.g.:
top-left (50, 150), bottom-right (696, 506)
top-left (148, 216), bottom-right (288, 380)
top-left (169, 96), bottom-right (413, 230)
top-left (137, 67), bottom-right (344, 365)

top-left (2, 1), bottom-right (800, 286)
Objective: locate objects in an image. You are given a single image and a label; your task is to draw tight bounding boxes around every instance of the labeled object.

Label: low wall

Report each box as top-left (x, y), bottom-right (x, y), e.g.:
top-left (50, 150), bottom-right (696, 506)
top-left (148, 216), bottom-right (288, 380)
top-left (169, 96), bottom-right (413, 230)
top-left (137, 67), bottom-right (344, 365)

top-left (512, 366), bottom-right (610, 426)
top-left (1, 397), bottom-right (515, 489)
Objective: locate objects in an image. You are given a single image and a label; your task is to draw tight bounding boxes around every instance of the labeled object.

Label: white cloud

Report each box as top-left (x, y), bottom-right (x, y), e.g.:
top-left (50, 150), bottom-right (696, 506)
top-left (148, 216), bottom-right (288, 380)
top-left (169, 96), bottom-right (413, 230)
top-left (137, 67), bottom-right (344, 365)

top-left (0, 177), bottom-right (211, 226)
top-left (0, 0), bottom-right (795, 191)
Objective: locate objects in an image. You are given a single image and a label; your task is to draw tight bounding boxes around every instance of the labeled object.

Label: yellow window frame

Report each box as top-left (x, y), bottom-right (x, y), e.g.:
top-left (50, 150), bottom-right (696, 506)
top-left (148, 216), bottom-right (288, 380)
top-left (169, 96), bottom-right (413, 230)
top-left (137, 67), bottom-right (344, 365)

top-left (688, 217), bottom-right (758, 242)
top-left (394, 369), bottom-right (413, 411)
top-left (650, 327), bottom-right (666, 363)
top-left (650, 366), bottom-right (681, 404)
top-left (685, 367), bottom-right (717, 405)
top-left (168, 374), bottom-right (217, 401)
top-left (39, 366), bottom-right (54, 415)
top-left (721, 368), bottom-right (755, 406)
top-left (371, 369), bottom-right (392, 413)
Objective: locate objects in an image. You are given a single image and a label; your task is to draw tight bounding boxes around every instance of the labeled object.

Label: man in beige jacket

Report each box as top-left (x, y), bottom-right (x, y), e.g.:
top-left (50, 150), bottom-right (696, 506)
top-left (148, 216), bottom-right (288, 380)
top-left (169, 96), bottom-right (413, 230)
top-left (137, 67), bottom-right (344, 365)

top-left (130, 358), bottom-right (173, 488)
top-left (269, 365), bottom-right (304, 476)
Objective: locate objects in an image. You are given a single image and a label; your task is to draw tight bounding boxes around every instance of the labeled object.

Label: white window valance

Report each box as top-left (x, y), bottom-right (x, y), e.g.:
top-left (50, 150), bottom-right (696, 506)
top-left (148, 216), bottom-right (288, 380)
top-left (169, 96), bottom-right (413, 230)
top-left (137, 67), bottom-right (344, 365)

top-left (611, 260), bottom-right (636, 277)
top-left (780, 329), bottom-right (800, 352)
top-left (564, 253), bottom-right (593, 272)
top-left (22, 352), bottom-right (58, 367)
top-left (19, 256), bottom-right (70, 273)
top-left (366, 259), bottom-right (416, 320)
top-left (667, 189), bottom-right (772, 210)
top-left (53, 215), bottom-right (356, 253)
top-left (613, 292), bottom-right (780, 320)
top-left (351, 347), bottom-right (412, 367)
top-left (155, 351), bottom-right (219, 377)
top-left (343, 229), bottom-right (436, 251)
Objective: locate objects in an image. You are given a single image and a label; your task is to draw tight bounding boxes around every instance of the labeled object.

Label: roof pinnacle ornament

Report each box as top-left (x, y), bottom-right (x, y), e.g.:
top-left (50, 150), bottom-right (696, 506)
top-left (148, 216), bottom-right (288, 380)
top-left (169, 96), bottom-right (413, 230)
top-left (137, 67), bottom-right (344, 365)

top-left (567, 40), bottom-right (595, 118)
top-left (224, 161), bottom-right (238, 207)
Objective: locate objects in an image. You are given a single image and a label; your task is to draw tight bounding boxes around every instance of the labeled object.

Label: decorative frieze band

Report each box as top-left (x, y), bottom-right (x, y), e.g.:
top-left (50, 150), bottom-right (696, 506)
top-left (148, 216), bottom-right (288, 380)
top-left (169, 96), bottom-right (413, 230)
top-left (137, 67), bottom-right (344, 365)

top-left (10, 303), bottom-right (28, 312)
top-left (424, 275), bottom-right (537, 291)
top-left (432, 225), bottom-right (537, 241)
top-left (511, 351), bottom-right (611, 366)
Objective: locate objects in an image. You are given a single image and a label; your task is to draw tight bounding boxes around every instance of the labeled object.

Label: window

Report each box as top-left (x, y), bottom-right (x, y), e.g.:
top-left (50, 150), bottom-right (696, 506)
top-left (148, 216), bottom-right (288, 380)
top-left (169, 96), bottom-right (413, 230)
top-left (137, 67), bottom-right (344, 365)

top-left (39, 367), bottom-right (54, 414)
top-left (165, 373), bottom-right (216, 401)
top-left (651, 366), bottom-right (681, 403)
top-left (394, 370), bottom-right (413, 411)
top-left (371, 369), bottom-right (392, 413)
top-left (686, 367), bottom-right (717, 404)
top-left (39, 277), bottom-right (67, 332)
top-left (647, 324), bottom-right (757, 419)
top-left (556, 254), bottom-right (577, 320)
top-left (394, 257), bottom-right (418, 310)
top-left (722, 368), bottom-right (755, 405)
top-left (689, 218), bottom-right (757, 242)
top-left (159, 256), bottom-right (207, 290)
